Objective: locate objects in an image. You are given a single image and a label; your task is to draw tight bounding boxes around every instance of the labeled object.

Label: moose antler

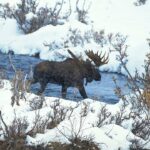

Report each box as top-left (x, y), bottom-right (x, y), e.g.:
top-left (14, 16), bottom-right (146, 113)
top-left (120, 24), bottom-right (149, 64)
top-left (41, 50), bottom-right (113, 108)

top-left (85, 50), bottom-right (109, 67)
top-left (67, 49), bottom-right (78, 61)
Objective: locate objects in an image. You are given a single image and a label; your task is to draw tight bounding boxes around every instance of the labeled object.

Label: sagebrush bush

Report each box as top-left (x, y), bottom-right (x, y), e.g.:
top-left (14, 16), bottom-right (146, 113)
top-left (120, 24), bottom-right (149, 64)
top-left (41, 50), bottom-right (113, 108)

top-left (0, 0), bottom-right (71, 34)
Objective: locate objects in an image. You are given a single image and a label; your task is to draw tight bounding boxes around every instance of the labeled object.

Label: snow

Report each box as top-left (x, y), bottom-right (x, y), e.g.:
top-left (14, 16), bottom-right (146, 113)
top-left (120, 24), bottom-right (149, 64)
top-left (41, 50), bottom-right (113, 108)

top-left (0, 0), bottom-right (150, 149)
top-left (26, 12), bottom-right (37, 21)
top-left (0, 0), bottom-right (149, 75)
top-left (0, 81), bottom-right (149, 149)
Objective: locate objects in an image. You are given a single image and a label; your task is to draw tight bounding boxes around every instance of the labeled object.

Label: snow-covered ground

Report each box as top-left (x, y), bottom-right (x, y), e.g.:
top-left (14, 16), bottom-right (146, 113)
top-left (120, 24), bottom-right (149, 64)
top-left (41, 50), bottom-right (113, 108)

top-left (0, 0), bottom-right (150, 149)
top-left (0, 80), bottom-right (149, 150)
top-left (0, 0), bottom-right (150, 75)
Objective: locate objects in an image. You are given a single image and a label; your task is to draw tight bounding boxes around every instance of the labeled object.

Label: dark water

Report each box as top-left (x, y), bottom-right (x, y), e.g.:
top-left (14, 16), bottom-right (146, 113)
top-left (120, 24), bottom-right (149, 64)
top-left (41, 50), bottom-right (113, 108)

top-left (0, 53), bottom-right (129, 103)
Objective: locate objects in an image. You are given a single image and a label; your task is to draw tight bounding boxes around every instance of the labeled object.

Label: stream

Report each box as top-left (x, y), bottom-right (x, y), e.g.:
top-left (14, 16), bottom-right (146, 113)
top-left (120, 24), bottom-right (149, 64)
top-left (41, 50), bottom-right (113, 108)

top-left (0, 52), bottom-right (129, 104)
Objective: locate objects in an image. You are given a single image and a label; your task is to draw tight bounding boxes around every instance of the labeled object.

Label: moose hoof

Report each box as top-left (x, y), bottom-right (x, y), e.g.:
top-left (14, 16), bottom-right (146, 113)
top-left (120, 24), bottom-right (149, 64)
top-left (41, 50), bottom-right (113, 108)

top-left (37, 91), bottom-right (43, 96)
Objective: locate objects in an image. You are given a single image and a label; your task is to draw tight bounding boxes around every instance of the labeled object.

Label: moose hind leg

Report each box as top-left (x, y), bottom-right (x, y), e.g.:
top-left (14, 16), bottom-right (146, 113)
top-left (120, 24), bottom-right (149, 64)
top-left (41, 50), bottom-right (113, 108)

top-left (78, 85), bottom-right (88, 99)
top-left (61, 85), bottom-right (68, 98)
top-left (37, 81), bottom-right (47, 95)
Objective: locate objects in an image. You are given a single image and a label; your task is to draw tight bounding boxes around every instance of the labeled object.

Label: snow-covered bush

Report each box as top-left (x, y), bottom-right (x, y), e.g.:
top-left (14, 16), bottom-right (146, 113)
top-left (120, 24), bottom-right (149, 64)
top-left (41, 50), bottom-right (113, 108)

top-left (68, 28), bottom-right (84, 47)
top-left (92, 30), bottom-right (108, 47)
top-left (0, 0), bottom-right (71, 34)
top-left (46, 99), bottom-right (69, 129)
top-left (29, 96), bottom-right (45, 110)
top-left (134, 0), bottom-right (147, 6)
top-left (75, 0), bottom-right (91, 24)
top-left (44, 28), bottom-right (110, 52)
top-left (108, 35), bottom-right (150, 148)
top-left (7, 52), bottom-right (31, 106)
top-left (0, 111), bottom-right (28, 150)
top-left (110, 34), bottom-right (150, 108)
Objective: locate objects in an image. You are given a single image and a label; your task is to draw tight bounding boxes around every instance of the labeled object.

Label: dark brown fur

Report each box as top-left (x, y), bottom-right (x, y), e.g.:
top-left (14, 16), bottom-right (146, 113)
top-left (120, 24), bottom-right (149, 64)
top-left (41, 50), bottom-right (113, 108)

top-left (31, 58), bottom-right (101, 98)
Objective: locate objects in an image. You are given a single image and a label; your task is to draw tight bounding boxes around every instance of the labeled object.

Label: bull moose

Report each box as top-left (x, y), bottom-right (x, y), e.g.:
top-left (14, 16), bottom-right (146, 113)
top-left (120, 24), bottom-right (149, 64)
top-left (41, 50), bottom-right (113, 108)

top-left (31, 50), bottom-right (108, 98)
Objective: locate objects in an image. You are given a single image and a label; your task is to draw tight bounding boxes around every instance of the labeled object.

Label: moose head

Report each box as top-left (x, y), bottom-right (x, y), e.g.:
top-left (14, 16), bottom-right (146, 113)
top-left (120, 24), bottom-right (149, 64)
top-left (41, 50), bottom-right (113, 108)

top-left (31, 49), bottom-right (109, 99)
top-left (84, 50), bottom-right (109, 84)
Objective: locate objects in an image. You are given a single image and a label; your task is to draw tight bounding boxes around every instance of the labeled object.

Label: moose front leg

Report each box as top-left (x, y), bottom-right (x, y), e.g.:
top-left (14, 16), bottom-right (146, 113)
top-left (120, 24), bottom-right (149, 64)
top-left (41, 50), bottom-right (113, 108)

top-left (61, 85), bottom-right (68, 98)
top-left (37, 81), bottom-right (47, 95)
top-left (78, 85), bottom-right (88, 99)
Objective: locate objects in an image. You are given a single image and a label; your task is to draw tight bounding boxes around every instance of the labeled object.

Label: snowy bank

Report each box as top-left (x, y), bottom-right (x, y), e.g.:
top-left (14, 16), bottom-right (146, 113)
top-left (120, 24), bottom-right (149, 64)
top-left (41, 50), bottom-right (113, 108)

top-left (0, 80), bottom-right (149, 150)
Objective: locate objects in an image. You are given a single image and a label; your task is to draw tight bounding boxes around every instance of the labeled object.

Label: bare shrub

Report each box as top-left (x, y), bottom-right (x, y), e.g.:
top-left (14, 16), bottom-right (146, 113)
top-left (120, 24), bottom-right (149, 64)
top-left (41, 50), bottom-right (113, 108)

top-left (43, 27), bottom-right (89, 49)
top-left (130, 139), bottom-right (143, 150)
top-left (76, 0), bottom-right (91, 24)
top-left (0, 111), bottom-right (28, 150)
top-left (108, 33), bottom-right (150, 147)
top-left (29, 95), bottom-right (45, 110)
top-left (0, 110), bottom-right (52, 149)
top-left (44, 142), bottom-right (69, 150)
top-left (68, 28), bottom-right (84, 47)
top-left (83, 29), bottom-right (93, 43)
top-left (54, 102), bottom-right (101, 150)
top-left (68, 28), bottom-right (108, 48)
top-left (66, 137), bottom-right (99, 150)
top-left (11, 70), bottom-right (31, 106)
top-left (93, 30), bottom-right (108, 47)
top-left (27, 139), bottom-right (100, 150)
top-left (130, 138), bottom-right (150, 150)
top-left (77, 138), bottom-right (99, 150)
top-left (96, 105), bottom-right (111, 127)
top-left (47, 99), bottom-right (69, 129)
top-left (134, 0), bottom-right (147, 6)
top-left (0, 0), bottom-right (71, 34)
top-left (28, 110), bottom-right (49, 136)
top-left (80, 102), bottom-right (90, 117)
top-left (95, 101), bottom-right (131, 128)
top-left (8, 53), bottom-right (31, 106)
top-left (109, 33), bottom-right (149, 108)
top-left (44, 29), bottom-right (109, 50)
top-left (139, 53), bottom-right (150, 107)
top-left (132, 113), bottom-right (150, 140)
top-left (27, 99), bottom-right (69, 137)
